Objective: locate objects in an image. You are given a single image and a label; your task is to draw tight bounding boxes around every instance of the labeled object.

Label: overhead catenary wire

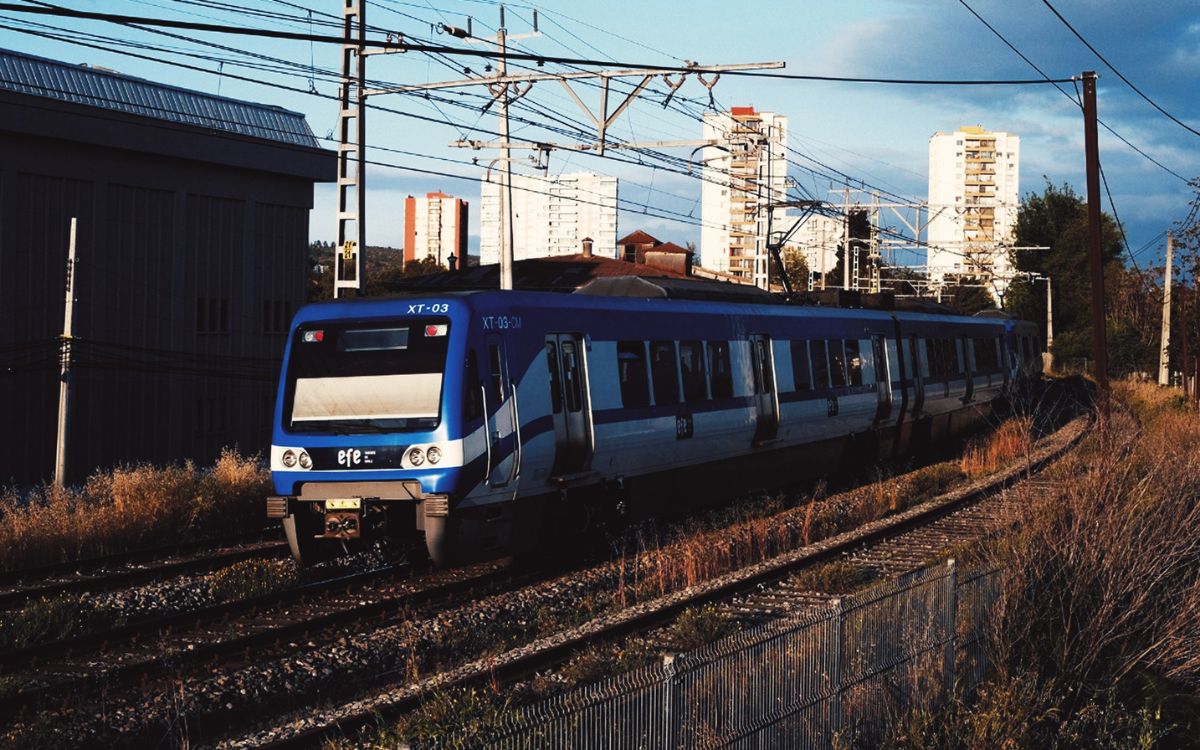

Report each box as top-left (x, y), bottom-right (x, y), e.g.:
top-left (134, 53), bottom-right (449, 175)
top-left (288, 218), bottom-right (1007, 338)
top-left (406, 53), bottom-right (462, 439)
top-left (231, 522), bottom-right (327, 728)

top-left (2, 0), bottom-right (1162, 280)
top-left (0, 16), bottom-right (1017, 273)
top-left (957, 0), bottom-right (1190, 184)
top-left (1041, 0), bottom-right (1200, 140)
top-left (0, 3), bottom-right (1076, 85)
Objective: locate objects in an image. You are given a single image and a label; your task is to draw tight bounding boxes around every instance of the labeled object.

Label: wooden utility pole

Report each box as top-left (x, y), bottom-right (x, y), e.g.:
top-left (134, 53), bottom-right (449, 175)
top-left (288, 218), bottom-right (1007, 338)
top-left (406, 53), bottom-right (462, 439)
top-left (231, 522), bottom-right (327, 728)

top-left (1158, 232), bottom-right (1173, 386)
top-left (1081, 71), bottom-right (1109, 421)
top-left (54, 217), bottom-right (78, 487)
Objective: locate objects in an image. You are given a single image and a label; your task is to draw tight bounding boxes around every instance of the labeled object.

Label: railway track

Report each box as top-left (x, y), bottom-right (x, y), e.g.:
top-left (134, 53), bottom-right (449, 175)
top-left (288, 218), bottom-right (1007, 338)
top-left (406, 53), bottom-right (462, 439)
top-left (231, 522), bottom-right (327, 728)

top-left (718, 479), bottom-right (1052, 628)
top-left (0, 530), bottom-right (287, 610)
top-left (228, 416), bottom-right (1086, 750)
top-left (0, 558), bottom-right (517, 721)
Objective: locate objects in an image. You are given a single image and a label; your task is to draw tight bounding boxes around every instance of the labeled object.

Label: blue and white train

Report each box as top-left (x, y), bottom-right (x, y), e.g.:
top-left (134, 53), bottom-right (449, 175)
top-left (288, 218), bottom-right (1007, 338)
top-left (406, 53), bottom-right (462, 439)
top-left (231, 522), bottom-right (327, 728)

top-left (267, 288), bottom-right (1041, 566)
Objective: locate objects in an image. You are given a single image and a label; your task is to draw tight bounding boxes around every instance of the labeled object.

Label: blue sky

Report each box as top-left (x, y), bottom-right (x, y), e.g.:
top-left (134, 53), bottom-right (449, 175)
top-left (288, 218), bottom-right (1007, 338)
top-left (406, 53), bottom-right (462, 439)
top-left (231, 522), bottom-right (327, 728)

top-left (1, 0), bottom-right (1196, 272)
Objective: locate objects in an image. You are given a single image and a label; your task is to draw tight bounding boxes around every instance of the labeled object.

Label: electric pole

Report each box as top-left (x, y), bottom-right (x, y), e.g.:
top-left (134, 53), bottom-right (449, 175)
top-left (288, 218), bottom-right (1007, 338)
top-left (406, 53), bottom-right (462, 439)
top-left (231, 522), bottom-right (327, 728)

top-left (1159, 231), bottom-right (1173, 386)
top-left (55, 217), bottom-right (77, 487)
top-left (334, 0), bottom-right (367, 299)
top-left (1082, 71), bottom-right (1109, 422)
top-left (1045, 276), bottom-right (1054, 371)
top-left (367, 16), bottom-right (783, 290)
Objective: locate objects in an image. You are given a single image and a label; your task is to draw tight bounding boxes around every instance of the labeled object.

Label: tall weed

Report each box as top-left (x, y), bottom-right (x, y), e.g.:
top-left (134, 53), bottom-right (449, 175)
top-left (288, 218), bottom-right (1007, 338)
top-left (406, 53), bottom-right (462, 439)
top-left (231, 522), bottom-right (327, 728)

top-left (0, 449), bottom-right (270, 571)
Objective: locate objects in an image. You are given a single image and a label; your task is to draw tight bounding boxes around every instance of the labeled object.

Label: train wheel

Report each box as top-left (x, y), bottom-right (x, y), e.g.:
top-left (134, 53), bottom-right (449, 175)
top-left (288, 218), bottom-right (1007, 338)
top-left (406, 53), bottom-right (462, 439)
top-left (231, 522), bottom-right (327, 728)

top-left (282, 510), bottom-right (334, 565)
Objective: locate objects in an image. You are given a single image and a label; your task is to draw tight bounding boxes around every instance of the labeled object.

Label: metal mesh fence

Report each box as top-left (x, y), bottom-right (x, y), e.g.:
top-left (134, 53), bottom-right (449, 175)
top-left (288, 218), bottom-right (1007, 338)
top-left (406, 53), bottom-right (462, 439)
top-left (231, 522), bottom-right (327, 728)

top-left (423, 561), bottom-right (1002, 750)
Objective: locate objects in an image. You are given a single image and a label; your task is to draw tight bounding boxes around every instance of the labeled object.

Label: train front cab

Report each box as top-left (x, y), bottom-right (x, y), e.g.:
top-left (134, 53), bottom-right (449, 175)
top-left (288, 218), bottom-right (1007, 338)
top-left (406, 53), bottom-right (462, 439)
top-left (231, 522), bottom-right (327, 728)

top-left (267, 299), bottom-right (473, 566)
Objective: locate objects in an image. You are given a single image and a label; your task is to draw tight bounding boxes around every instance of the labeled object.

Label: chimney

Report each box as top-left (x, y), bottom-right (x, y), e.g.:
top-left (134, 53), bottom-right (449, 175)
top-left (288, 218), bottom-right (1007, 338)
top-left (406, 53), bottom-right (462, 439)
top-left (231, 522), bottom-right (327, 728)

top-left (581, 237), bottom-right (593, 258)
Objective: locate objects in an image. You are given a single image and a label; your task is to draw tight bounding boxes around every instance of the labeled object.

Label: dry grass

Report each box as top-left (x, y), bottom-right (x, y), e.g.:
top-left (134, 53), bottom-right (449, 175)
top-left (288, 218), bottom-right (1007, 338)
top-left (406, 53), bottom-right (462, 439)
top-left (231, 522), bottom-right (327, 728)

top-left (0, 449), bottom-right (270, 571)
top-left (958, 416), bottom-right (1034, 477)
top-left (876, 380), bottom-right (1200, 748)
top-left (613, 454), bottom-right (978, 605)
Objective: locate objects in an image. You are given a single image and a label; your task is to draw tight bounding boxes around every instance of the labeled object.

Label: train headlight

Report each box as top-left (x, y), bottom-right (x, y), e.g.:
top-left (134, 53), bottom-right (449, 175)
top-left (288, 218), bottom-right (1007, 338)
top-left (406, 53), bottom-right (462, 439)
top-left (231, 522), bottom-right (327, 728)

top-left (426, 446), bottom-right (442, 465)
top-left (282, 449), bottom-right (297, 468)
top-left (407, 447), bottom-right (425, 466)
top-left (298, 451), bottom-right (312, 469)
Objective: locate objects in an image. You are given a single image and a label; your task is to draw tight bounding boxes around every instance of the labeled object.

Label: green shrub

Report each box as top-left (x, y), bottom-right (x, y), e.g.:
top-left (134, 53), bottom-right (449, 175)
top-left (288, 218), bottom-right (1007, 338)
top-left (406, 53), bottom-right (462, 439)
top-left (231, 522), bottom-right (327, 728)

top-left (668, 603), bottom-right (734, 651)
top-left (790, 561), bottom-right (876, 594)
top-left (207, 558), bottom-right (297, 602)
top-left (0, 593), bottom-right (125, 650)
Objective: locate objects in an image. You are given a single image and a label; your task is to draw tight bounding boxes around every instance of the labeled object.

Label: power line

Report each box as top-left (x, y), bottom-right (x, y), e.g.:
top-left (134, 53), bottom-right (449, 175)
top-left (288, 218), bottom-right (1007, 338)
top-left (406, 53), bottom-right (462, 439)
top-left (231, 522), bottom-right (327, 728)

top-left (956, 0), bottom-right (1190, 184)
top-left (1041, 0), bottom-right (1200, 140)
top-left (0, 3), bottom-right (1075, 86)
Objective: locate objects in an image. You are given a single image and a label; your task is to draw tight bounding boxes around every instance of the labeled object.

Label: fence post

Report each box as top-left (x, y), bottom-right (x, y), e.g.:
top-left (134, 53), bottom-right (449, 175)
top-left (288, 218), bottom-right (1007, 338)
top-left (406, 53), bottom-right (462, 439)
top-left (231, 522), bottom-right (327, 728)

top-left (662, 652), bottom-right (677, 749)
top-left (943, 558), bottom-right (958, 698)
top-left (828, 597), bottom-right (844, 744)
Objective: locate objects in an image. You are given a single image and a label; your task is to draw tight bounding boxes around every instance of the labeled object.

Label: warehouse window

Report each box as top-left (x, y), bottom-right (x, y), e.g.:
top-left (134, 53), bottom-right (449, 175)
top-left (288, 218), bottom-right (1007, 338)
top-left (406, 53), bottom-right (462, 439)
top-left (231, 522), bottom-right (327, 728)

top-left (262, 299), bottom-right (291, 334)
top-left (196, 297), bottom-right (229, 334)
top-left (617, 341), bottom-right (650, 408)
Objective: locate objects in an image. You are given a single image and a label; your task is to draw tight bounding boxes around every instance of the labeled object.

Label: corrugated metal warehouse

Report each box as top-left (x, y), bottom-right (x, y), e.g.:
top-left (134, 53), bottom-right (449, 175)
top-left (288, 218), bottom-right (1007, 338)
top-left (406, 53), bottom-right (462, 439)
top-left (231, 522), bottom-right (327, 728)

top-left (0, 48), bottom-right (335, 484)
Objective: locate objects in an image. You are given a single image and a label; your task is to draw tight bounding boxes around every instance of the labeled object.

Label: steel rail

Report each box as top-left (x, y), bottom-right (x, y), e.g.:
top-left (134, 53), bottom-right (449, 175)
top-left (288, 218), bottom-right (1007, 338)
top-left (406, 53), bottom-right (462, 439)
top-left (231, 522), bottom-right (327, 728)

top-left (247, 416), bottom-right (1086, 750)
top-left (0, 539), bottom-right (288, 610)
top-left (0, 526), bottom-right (283, 588)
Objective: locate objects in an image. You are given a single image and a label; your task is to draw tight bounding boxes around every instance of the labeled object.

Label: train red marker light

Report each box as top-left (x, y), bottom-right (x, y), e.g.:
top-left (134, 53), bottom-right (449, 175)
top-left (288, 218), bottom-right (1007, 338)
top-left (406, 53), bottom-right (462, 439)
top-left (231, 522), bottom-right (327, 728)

top-left (424, 324), bottom-right (447, 337)
top-left (303, 330), bottom-right (324, 343)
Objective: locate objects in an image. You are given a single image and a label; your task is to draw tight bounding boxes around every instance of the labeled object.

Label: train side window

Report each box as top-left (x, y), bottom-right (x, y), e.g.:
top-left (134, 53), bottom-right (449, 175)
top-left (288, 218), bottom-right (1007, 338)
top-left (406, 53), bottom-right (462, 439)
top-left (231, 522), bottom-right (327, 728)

top-left (487, 343), bottom-right (504, 403)
top-left (708, 340), bottom-right (733, 399)
top-left (679, 340), bottom-right (707, 402)
top-left (561, 340), bottom-right (583, 412)
top-left (973, 336), bottom-right (997, 371)
top-left (464, 349), bottom-right (483, 421)
top-left (545, 342), bottom-right (562, 414)
top-left (829, 339), bottom-right (847, 387)
top-left (790, 340), bottom-right (811, 391)
top-left (811, 339), bottom-right (829, 388)
top-left (650, 340), bottom-right (680, 405)
top-left (617, 341), bottom-right (650, 408)
top-left (845, 339), bottom-right (863, 386)
top-left (929, 339), bottom-right (942, 378)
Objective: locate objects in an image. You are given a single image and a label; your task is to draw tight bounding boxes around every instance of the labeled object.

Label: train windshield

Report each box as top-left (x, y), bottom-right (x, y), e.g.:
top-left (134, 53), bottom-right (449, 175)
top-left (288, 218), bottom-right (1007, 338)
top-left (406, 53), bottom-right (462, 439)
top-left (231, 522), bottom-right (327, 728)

top-left (284, 319), bottom-right (450, 433)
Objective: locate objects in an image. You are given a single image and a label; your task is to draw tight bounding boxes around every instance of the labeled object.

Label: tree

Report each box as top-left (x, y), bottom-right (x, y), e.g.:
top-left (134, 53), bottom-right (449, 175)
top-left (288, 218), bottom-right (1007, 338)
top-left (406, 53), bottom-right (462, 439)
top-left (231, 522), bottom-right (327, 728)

top-left (940, 276), bottom-right (996, 315)
top-left (781, 247), bottom-right (809, 292)
top-left (1006, 181), bottom-right (1133, 370)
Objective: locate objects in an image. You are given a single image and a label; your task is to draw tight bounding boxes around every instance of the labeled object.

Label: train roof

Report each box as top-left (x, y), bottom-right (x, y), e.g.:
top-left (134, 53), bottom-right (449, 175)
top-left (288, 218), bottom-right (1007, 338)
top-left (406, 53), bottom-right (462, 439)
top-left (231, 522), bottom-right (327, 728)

top-left (298, 286), bottom-right (1014, 328)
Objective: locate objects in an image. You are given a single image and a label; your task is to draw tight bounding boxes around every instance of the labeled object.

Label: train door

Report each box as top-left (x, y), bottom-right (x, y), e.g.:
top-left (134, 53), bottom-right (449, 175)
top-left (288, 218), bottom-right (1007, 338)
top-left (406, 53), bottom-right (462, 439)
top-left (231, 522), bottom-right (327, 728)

top-left (545, 334), bottom-right (594, 476)
top-left (909, 336), bottom-right (925, 416)
top-left (749, 334), bottom-right (779, 444)
top-left (485, 334), bottom-right (520, 488)
top-left (872, 334), bottom-right (893, 423)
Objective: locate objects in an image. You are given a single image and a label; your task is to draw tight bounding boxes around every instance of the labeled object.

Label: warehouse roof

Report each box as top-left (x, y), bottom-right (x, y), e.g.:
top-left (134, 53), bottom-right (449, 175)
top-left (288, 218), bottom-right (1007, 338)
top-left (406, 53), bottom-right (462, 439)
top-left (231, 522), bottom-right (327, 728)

top-left (0, 47), bottom-right (319, 148)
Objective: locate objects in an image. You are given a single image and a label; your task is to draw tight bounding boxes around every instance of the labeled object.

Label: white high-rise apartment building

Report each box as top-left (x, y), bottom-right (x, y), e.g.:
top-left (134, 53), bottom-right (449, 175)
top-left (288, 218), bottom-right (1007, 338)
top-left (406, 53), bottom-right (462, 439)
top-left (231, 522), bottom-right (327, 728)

top-left (927, 126), bottom-right (1020, 298)
top-left (700, 107), bottom-right (789, 287)
top-left (780, 212), bottom-right (842, 287)
top-left (480, 172), bottom-right (618, 264)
